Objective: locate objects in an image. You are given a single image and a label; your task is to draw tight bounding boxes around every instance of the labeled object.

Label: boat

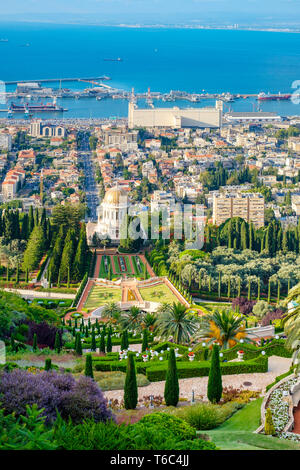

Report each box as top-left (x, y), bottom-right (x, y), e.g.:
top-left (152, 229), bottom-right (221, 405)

top-left (258, 92), bottom-right (291, 101)
top-left (103, 58), bottom-right (123, 62)
top-left (9, 100), bottom-right (67, 112)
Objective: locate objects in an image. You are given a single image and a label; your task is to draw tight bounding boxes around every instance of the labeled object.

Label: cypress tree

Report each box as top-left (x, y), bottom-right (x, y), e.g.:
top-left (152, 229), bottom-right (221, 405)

top-left (164, 348), bottom-right (179, 407)
top-left (106, 329), bottom-right (112, 353)
top-left (124, 353), bottom-right (138, 410)
top-left (32, 333), bottom-right (38, 352)
top-left (218, 271), bottom-right (221, 298)
top-left (268, 278), bottom-right (271, 303)
top-left (45, 358), bottom-right (52, 371)
top-left (28, 206), bottom-right (34, 234)
top-left (21, 213), bottom-right (29, 240)
top-left (207, 344), bottom-right (223, 404)
top-left (121, 330), bottom-right (128, 350)
top-left (84, 354), bottom-right (94, 379)
top-left (257, 278), bottom-right (261, 300)
top-left (100, 329), bottom-right (106, 353)
top-left (227, 277), bottom-right (231, 299)
top-left (248, 278), bottom-right (251, 300)
top-left (75, 332), bottom-right (82, 355)
top-left (265, 408), bottom-right (276, 435)
top-left (277, 280), bottom-right (281, 303)
top-left (241, 222), bottom-right (247, 250)
top-left (91, 328), bottom-right (97, 352)
top-left (249, 222), bottom-right (254, 251)
top-left (142, 329), bottom-right (149, 352)
top-left (10, 335), bottom-right (16, 352)
top-left (54, 331), bottom-right (61, 353)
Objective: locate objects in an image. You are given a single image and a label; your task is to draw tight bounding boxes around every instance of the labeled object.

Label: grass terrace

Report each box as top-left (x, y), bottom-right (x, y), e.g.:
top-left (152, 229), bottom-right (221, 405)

top-left (84, 285), bottom-right (122, 311)
top-left (139, 283), bottom-right (180, 304)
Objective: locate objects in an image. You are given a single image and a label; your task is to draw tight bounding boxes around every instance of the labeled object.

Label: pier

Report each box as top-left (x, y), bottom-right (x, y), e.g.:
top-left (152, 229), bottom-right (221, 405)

top-left (4, 76), bottom-right (111, 85)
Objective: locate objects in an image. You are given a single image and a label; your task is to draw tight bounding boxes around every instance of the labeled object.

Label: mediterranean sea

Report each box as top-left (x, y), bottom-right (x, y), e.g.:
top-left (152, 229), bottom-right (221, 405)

top-left (1, 22), bottom-right (300, 118)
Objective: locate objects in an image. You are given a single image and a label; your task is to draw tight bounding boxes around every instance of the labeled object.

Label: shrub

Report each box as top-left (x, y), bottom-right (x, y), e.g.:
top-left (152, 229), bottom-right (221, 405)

top-left (0, 369), bottom-right (114, 424)
top-left (0, 404), bottom-right (58, 450)
top-left (164, 348), bottom-right (179, 407)
top-left (207, 344), bottom-right (222, 404)
top-left (166, 402), bottom-right (241, 430)
top-left (265, 408), bottom-right (276, 435)
top-left (232, 297), bottom-right (256, 315)
top-left (135, 413), bottom-right (196, 440)
top-left (28, 321), bottom-right (62, 350)
top-left (54, 414), bottom-right (217, 450)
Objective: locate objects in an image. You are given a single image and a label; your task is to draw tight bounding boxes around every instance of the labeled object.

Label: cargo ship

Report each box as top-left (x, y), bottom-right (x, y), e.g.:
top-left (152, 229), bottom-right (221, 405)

top-left (258, 92), bottom-right (291, 101)
top-left (9, 100), bottom-right (67, 113)
top-left (103, 58), bottom-right (122, 62)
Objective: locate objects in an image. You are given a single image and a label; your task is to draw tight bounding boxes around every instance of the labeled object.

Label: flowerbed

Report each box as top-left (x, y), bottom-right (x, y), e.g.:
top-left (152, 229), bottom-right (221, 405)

top-left (267, 377), bottom-right (300, 442)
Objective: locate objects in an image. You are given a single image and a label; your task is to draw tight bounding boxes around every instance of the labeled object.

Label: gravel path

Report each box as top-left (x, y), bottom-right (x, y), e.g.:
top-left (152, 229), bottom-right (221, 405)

top-left (104, 356), bottom-right (292, 402)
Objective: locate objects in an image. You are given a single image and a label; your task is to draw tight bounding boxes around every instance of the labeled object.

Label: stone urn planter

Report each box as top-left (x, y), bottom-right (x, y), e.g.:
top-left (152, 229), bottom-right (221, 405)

top-left (142, 355), bottom-right (148, 362)
top-left (188, 353), bottom-right (195, 362)
top-left (237, 350), bottom-right (244, 361)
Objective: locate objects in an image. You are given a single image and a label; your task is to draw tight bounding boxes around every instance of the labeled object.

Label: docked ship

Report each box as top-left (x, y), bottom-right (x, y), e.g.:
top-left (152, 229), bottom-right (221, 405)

top-left (9, 99), bottom-right (67, 113)
top-left (258, 92), bottom-right (291, 101)
top-left (103, 58), bottom-right (123, 62)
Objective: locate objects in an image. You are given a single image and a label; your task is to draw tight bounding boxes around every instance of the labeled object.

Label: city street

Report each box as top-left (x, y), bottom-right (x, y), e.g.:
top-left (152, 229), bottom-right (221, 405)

top-left (79, 132), bottom-right (99, 222)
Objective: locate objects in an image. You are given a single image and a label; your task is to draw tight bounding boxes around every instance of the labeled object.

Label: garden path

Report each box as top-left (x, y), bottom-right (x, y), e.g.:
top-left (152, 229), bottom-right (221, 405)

top-left (94, 253), bottom-right (102, 278)
top-left (104, 356), bottom-right (292, 402)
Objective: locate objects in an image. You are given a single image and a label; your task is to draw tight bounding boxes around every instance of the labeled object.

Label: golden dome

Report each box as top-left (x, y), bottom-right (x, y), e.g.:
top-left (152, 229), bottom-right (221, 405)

top-left (103, 186), bottom-right (127, 205)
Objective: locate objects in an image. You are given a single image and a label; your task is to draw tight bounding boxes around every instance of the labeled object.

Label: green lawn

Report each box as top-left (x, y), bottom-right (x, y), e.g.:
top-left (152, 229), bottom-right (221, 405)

top-left (206, 399), bottom-right (300, 450)
top-left (84, 285), bottom-right (122, 310)
top-left (98, 255), bottom-right (111, 278)
top-left (113, 255), bottom-right (132, 275)
top-left (139, 283), bottom-right (179, 304)
top-left (131, 255), bottom-right (145, 277)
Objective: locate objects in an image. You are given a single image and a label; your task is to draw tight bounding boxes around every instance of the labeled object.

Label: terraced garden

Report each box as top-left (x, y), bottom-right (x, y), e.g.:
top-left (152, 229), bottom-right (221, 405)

top-left (98, 255), bottom-right (112, 278)
top-left (139, 283), bottom-right (179, 304)
top-left (84, 285), bottom-right (122, 311)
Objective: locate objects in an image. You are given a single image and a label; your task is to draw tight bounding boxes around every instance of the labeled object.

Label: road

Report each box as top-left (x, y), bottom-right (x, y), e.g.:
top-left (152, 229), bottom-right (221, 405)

top-left (78, 132), bottom-right (99, 222)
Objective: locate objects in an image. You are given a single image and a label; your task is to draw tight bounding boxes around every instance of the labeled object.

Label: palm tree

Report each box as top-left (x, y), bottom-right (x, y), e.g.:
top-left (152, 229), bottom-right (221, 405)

top-left (120, 306), bottom-right (145, 332)
top-left (142, 313), bottom-right (157, 332)
top-left (102, 302), bottom-right (122, 323)
top-left (282, 282), bottom-right (300, 372)
top-left (155, 302), bottom-right (199, 344)
top-left (194, 309), bottom-right (249, 350)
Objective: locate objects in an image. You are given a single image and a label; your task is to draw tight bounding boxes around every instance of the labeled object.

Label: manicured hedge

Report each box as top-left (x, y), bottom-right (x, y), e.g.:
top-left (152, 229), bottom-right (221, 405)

top-left (152, 341), bottom-right (189, 355)
top-left (220, 339), bottom-right (292, 361)
top-left (145, 356), bottom-right (268, 382)
top-left (93, 355), bottom-right (268, 381)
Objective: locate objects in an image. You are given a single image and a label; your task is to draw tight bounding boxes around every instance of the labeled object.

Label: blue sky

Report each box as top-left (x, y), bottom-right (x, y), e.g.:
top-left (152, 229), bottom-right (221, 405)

top-left (0, 0), bottom-right (299, 24)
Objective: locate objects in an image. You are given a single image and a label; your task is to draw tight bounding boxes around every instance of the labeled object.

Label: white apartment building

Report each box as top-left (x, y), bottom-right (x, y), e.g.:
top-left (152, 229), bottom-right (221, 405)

top-left (0, 134), bottom-right (12, 151)
top-left (213, 192), bottom-right (265, 228)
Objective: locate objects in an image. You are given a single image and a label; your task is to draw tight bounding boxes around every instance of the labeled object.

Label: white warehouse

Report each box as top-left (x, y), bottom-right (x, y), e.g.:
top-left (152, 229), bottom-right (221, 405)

top-left (128, 101), bottom-right (223, 129)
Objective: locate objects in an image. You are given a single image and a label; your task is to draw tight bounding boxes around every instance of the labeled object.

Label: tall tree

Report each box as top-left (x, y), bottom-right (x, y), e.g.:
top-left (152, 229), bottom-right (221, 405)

top-left (164, 348), bottom-right (179, 407)
top-left (124, 354), bottom-right (138, 410)
top-left (207, 344), bottom-right (223, 404)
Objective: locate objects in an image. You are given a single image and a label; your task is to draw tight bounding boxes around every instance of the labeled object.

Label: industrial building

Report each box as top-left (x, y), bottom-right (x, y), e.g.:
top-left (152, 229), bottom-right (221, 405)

top-left (213, 192), bottom-right (265, 228)
top-left (128, 101), bottom-right (223, 129)
top-left (225, 111), bottom-right (281, 123)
